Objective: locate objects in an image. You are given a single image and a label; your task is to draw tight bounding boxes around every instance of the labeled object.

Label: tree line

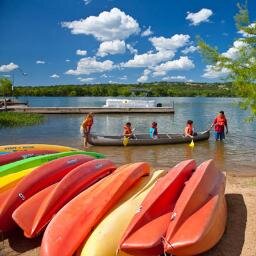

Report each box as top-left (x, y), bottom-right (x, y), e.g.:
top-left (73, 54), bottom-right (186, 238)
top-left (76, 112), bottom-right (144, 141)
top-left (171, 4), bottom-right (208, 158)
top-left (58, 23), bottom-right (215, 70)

top-left (0, 80), bottom-right (235, 97)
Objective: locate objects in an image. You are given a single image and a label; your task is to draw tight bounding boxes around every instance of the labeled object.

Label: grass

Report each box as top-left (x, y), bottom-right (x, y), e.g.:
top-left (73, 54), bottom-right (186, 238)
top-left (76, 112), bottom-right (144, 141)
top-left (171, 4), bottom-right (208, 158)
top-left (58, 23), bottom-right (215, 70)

top-left (0, 111), bottom-right (44, 128)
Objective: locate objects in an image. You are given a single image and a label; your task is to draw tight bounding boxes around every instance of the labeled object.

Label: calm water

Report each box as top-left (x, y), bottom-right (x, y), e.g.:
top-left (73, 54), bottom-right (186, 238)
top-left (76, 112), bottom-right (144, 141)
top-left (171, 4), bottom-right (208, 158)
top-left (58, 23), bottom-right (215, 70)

top-left (1, 97), bottom-right (256, 173)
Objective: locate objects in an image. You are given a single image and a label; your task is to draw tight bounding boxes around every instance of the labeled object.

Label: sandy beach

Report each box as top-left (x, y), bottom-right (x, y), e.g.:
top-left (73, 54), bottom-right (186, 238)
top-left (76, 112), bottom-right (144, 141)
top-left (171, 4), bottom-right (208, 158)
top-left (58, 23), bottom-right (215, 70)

top-left (1, 172), bottom-right (256, 256)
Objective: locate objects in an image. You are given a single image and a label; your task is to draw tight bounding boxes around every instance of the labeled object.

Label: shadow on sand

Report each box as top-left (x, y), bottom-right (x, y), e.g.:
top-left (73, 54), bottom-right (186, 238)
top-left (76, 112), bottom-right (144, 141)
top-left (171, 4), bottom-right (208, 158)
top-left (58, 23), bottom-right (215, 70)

top-left (201, 193), bottom-right (247, 256)
top-left (1, 228), bottom-right (41, 254)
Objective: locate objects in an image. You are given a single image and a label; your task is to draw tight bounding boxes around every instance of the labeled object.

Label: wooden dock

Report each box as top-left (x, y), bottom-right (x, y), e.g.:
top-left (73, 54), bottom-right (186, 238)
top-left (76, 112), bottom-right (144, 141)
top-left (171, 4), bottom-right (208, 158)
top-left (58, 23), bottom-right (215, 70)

top-left (8, 107), bottom-right (174, 114)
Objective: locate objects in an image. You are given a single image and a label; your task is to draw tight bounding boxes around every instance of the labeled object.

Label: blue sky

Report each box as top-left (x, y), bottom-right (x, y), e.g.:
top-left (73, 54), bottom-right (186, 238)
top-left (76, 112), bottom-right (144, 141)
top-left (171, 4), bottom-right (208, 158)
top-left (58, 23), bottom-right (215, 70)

top-left (0, 0), bottom-right (255, 86)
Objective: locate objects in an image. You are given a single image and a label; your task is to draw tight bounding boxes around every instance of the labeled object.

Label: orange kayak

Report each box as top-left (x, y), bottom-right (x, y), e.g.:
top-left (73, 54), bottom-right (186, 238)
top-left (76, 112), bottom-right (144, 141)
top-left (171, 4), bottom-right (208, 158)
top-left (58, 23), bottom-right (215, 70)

top-left (0, 154), bottom-right (94, 231)
top-left (40, 162), bottom-right (150, 256)
top-left (13, 159), bottom-right (116, 237)
top-left (163, 159), bottom-right (227, 255)
top-left (119, 159), bottom-right (196, 256)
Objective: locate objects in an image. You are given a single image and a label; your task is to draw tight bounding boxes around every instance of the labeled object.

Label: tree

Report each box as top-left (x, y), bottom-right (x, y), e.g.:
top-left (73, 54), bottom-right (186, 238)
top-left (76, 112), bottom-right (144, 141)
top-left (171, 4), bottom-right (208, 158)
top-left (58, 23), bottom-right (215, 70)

top-left (197, 2), bottom-right (256, 120)
top-left (0, 78), bottom-right (12, 97)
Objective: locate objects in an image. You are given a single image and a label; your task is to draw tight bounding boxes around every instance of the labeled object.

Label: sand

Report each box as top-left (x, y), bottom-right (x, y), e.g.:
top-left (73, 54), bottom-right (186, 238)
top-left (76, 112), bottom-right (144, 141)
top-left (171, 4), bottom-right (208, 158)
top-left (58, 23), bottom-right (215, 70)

top-left (1, 173), bottom-right (256, 256)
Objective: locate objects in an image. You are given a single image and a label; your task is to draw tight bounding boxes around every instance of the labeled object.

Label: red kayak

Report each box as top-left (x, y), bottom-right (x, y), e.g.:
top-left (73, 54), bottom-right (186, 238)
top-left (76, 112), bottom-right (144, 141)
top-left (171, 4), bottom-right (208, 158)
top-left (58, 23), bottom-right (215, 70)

top-left (119, 160), bottom-right (196, 256)
top-left (0, 150), bottom-right (58, 166)
top-left (0, 154), bottom-right (94, 231)
top-left (163, 159), bottom-right (227, 255)
top-left (13, 159), bottom-right (116, 237)
top-left (40, 162), bottom-right (150, 256)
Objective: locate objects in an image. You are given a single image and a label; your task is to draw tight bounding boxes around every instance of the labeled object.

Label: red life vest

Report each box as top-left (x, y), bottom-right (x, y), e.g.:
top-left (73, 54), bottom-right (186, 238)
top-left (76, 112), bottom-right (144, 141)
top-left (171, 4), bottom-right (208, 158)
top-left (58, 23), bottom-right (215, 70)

top-left (214, 115), bottom-right (227, 132)
top-left (185, 124), bottom-right (193, 136)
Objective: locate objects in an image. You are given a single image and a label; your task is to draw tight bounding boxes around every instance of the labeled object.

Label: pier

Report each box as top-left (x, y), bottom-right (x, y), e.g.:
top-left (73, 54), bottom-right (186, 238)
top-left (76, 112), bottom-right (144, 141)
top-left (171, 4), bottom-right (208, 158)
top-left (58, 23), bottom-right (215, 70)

top-left (7, 106), bottom-right (174, 114)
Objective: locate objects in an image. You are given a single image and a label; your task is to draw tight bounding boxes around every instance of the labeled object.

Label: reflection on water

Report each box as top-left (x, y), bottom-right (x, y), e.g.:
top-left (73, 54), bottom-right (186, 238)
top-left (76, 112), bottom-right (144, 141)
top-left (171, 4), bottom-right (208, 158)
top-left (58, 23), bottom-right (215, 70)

top-left (1, 97), bottom-right (256, 173)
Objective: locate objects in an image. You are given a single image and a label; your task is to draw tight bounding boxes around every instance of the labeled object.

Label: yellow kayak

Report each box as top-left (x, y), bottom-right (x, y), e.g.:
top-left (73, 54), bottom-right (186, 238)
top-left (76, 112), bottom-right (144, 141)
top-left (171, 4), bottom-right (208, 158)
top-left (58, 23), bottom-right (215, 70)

top-left (0, 144), bottom-right (78, 152)
top-left (0, 167), bottom-right (36, 193)
top-left (79, 169), bottom-right (166, 256)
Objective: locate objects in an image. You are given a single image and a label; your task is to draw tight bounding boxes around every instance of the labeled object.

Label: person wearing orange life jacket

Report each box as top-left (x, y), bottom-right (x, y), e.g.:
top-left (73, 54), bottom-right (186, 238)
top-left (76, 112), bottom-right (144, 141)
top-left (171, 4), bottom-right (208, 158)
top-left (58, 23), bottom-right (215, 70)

top-left (210, 111), bottom-right (228, 141)
top-left (184, 120), bottom-right (197, 138)
top-left (123, 122), bottom-right (134, 138)
top-left (80, 112), bottom-right (94, 148)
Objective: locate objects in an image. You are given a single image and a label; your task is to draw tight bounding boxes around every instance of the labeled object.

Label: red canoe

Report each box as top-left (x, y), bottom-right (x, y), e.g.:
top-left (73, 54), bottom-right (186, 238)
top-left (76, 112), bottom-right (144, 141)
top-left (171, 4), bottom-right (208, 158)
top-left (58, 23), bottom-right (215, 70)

top-left (0, 154), bottom-right (94, 231)
top-left (0, 150), bottom-right (58, 166)
top-left (13, 159), bottom-right (116, 237)
top-left (40, 162), bottom-right (150, 256)
top-left (163, 159), bottom-right (227, 255)
top-left (119, 160), bottom-right (196, 256)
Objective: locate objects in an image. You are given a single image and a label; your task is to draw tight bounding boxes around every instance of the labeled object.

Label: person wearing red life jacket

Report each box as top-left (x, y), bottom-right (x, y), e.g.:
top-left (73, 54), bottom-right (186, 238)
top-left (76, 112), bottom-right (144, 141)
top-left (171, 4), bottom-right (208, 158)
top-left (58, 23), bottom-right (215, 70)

top-left (123, 122), bottom-right (134, 138)
top-left (210, 111), bottom-right (228, 141)
top-left (80, 112), bottom-right (94, 148)
top-left (184, 120), bottom-right (197, 138)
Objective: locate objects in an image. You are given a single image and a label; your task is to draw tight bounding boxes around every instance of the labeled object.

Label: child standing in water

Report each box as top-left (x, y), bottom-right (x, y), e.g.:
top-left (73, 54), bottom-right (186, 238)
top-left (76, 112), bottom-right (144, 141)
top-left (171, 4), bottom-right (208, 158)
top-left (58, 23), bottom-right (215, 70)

top-left (81, 112), bottom-right (94, 148)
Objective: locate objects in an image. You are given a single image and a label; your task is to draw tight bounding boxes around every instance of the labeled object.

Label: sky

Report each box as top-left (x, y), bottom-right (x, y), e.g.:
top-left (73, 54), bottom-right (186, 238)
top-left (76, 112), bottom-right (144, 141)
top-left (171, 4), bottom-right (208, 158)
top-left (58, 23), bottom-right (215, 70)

top-left (0, 0), bottom-right (255, 86)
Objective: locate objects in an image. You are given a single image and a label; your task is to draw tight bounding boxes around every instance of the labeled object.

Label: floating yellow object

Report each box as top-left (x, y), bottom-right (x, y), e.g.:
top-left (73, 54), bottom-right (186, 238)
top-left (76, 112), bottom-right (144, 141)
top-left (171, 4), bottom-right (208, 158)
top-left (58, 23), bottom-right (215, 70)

top-left (189, 139), bottom-right (195, 148)
top-left (123, 137), bottom-right (129, 146)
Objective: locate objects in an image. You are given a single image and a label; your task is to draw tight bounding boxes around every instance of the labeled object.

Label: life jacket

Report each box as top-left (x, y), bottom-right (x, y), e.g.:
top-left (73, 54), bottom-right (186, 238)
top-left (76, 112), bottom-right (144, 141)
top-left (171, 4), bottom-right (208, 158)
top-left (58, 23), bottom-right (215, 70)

top-left (82, 117), bottom-right (93, 128)
top-left (216, 116), bottom-right (226, 126)
top-left (185, 124), bottom-right (193, 136)
top-left (124, 125), bottom-right (132, 135)
top-left (214, 115), bottom-right (227, 132)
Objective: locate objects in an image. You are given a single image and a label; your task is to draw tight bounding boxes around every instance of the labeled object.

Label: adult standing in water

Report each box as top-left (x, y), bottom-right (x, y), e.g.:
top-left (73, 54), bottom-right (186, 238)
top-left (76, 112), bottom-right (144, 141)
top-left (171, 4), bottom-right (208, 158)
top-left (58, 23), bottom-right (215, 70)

top-left (81, 112), bottom-right (94, 148)
top-left (210, 111), bottom-right (228, 141)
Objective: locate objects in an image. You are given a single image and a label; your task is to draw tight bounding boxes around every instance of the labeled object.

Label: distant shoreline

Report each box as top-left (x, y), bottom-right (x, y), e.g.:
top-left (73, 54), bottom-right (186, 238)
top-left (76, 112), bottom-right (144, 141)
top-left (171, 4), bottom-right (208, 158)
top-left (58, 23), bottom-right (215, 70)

top-left (14, 82), bottom-right (235, 97)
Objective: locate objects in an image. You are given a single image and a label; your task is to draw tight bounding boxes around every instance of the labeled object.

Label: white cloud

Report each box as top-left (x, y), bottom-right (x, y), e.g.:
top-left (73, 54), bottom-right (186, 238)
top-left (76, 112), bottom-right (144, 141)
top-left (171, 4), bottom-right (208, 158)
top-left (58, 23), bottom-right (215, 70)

top-left (120, 75), bottom-right (127, 80)
top-left (50, 74), bottom-right (60, 78)
top-left (141, 26), bottom-right (153, 37)
top-left (153, 56), bottom-right (195, 76)
top-left (0, 62), bottom-right (19, 72)
top-left (202, 64), bottom-right (230, 79)
top-left (182, 45), bottom-right (198, 54)
top-left (186, 8), bottom-right (213, 26)
top-left (65, 59), bottom-right (71, 62)
top-left (137, 69), bottom-right (151, 83)
top-left (101, 74), bottom-right (108, 78)
top-left (126, 44), bottom-right (138, 55)
top-left (222, 40), bottom-right (248, 59)
top-left (149, 34), bottom-right (190, 52)
top-left (62, 8), bottom-right (140, 41)
top-left (65, 57), bottom-right (114, 75)
top-left (84, 0), bottom-right (92, 5)
top-left (36, 60), bottom-right (45, 64)
top-left (97, 40), bottom-right (126, 57)
top-left (122, 50), bottom-right (174, 68)
top-left (78, 77), bottom-right (94, 83)
top-left (76, 49), bottom-right (87, 56)
top-left (162, 75), bottom-right (186, 81)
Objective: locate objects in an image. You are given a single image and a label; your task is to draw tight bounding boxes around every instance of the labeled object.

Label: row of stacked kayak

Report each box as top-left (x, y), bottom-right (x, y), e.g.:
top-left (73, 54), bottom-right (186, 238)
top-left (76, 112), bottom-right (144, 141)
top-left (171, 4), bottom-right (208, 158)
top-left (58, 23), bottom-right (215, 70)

top-left (0, 144), bottom-right (227, 256)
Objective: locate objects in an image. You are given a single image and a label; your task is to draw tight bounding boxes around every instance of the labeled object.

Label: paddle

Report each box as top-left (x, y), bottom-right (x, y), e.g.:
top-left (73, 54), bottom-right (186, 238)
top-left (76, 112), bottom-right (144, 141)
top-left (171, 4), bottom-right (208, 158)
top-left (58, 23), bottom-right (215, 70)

top-left (123, 128), bottom-right (135, 146)
top-left (189, 139), bottom-right (195, 148)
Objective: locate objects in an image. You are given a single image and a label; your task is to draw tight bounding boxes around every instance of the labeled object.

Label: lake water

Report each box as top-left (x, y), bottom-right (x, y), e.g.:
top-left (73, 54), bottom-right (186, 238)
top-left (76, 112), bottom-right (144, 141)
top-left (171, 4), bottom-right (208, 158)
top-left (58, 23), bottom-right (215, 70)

top-left (1, 97), bottom-right (255, 174)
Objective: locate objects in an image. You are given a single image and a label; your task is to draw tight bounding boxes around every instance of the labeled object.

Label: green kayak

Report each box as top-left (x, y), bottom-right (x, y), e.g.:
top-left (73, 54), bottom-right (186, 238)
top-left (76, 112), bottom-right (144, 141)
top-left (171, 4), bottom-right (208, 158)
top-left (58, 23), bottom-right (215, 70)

top-left (0, 151), bottom-right (104, 177)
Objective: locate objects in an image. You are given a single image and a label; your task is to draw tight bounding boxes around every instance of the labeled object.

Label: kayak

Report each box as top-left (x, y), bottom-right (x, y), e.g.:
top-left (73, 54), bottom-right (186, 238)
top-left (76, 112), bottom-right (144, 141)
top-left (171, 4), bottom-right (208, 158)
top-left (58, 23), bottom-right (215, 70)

top-left (13, 159), bottom-right (116, 237)
top-left (0, 154), bottom-right (95, 231)
top-left (163, 160), bottom-right (227, 255)
top-left (0, 167), bottom-right (36, 193)
top-left (40, 162), bottom-right (150, 256)
top-left (0, 149), bottom-right (58, 166)
top-left (0, 150), bottom-right (104, 177)
top-left (119, 160), bottom-right (196, 256)
top-left (79, 169), bottom-right (166, 256)
top-left (0, 144), bottom-right (78, 152)
top-left (88, 131), bottom-right (210, 146)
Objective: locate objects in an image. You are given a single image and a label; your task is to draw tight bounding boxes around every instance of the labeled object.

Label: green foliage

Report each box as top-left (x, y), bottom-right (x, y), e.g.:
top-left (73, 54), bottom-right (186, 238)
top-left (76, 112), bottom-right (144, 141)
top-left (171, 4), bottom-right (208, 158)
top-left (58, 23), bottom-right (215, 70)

top-left (14, 82), bottom-right (234, 98)
top-left (0, 78), bottom-right (12, 97)
top-left (197, 2), bottom-right (256, 120)
top-left (0, 112), bottom-right (44, 128)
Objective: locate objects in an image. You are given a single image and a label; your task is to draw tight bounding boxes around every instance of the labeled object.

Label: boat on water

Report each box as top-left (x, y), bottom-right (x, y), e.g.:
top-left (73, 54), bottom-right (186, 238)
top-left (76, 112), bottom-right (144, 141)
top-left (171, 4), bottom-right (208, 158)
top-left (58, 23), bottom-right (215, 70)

top-left (103, 99), bottom-right (163, 108)
top-left (88, 131), bottom-right (210, 146)
top-left (0, 98), bottom-right (28, 109)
